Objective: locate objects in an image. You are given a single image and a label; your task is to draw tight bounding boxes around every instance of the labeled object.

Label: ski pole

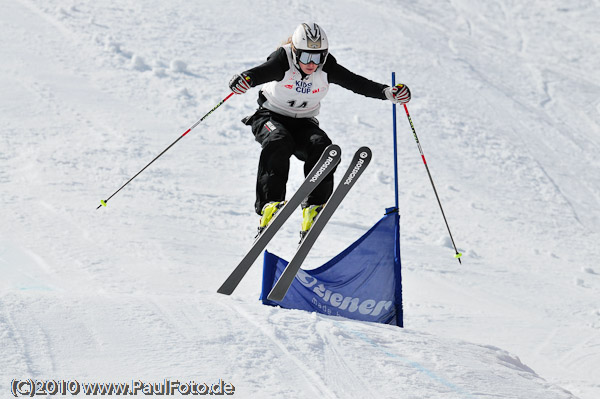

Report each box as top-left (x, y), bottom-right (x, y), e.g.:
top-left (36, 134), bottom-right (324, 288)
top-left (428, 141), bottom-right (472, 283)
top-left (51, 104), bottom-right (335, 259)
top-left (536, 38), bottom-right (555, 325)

top-left (402, 104), bottom-right (463, 263)
top-left (97, 92), bottom-right (235, 210)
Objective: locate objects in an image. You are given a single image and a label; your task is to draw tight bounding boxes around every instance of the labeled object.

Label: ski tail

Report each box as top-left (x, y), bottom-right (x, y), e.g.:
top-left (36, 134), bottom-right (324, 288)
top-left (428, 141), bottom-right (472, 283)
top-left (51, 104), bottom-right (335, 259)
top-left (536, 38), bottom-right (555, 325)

top-left (267, 146), bottom-right (372, 301)
top-left (217, 144), bottom-right (342, 295)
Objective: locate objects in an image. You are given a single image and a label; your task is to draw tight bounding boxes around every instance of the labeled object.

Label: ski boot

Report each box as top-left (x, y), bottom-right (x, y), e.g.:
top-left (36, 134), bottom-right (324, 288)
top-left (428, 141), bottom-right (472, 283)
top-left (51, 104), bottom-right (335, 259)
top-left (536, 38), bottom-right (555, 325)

top-left (299, 204), bottom-right (324, 243)
top-left (257, 201), bottom-right (285, 237)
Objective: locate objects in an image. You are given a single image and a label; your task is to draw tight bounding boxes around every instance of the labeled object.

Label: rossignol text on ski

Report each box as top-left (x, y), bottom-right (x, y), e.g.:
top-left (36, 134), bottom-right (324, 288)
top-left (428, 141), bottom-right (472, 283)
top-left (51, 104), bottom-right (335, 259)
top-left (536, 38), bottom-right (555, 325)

top-left (217, 145), bottom-right (341, 295)
top-left (267, 146), bottom-right (372, 302)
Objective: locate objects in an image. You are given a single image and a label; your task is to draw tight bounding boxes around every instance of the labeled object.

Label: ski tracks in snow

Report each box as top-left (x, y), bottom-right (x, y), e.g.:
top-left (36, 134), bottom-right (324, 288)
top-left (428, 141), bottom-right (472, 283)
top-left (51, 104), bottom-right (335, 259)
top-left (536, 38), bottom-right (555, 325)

top-left (221, 300), bottom-right (340, 399)
top-left (221, 300), bottom-right (479, 399)
top-left (2, 0), bottom-right (599, 397)
top-left (0, 294), bottom-right (59, 390)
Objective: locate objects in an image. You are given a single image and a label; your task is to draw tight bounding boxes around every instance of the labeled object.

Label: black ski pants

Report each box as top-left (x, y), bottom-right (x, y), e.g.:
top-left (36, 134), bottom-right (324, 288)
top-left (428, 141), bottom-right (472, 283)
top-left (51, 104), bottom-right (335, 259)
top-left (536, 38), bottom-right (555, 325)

top-left (246, 109), bottom-right (335, 215)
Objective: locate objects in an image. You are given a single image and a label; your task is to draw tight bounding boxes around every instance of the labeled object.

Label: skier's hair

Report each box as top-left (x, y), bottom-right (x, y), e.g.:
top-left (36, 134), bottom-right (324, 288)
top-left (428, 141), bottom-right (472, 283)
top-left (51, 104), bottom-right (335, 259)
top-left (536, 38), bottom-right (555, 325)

top-left (279, 36), bottom-right (292, 48)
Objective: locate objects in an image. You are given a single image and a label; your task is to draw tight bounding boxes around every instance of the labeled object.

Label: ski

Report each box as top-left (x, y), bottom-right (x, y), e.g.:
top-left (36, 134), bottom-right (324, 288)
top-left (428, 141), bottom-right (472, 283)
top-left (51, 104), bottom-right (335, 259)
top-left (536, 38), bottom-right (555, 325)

top-left (267, 146), bottom-right (372, 302)
top-left (217, 144), bottom-right (342, 295)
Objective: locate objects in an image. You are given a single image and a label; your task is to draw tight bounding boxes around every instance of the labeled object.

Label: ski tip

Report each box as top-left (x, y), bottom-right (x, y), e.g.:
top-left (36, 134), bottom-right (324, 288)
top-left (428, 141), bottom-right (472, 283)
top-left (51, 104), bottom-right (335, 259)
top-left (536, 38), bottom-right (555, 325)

top-left (326, 144), bottom-right (341, 158)
top-left (358, 147), bottom-right (372, 161)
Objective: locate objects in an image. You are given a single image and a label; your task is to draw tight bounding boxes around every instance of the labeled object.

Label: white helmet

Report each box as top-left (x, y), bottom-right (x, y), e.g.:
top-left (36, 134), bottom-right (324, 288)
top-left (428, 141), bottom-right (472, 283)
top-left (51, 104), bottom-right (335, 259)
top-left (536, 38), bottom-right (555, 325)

top-left (291, 23), bottom-right (329, 69)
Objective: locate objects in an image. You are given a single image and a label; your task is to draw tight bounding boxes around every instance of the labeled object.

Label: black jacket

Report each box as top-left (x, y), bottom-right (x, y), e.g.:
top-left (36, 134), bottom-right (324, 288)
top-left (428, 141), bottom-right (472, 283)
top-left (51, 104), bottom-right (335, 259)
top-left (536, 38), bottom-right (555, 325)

top-left (243, 47), bottom-right (388, 101)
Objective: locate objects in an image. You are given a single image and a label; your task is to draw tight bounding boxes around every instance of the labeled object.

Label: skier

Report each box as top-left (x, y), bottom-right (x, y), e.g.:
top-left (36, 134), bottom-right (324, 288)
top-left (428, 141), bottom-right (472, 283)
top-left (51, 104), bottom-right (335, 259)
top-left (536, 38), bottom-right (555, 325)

top-left (229, 22), bottom-right (411, 239)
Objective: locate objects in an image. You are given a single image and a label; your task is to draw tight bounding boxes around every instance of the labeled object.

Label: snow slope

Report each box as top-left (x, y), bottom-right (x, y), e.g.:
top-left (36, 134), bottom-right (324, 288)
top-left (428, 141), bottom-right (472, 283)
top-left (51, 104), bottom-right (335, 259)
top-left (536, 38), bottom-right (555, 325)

top-left (1, 0), bottom-right (599, 397)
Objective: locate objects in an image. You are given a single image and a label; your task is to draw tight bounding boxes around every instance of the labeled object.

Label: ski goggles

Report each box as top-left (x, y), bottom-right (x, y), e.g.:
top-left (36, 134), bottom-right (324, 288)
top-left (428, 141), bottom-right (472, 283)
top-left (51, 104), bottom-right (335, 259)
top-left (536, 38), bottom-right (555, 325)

top-left (297, 50), bottom-right (328, 65)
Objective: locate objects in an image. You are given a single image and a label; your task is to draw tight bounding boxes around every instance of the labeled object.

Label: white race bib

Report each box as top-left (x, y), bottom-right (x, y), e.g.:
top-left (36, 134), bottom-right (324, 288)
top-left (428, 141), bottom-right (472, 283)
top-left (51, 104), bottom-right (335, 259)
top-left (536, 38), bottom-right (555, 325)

top-left (261, 44), bottom-right (329, 118)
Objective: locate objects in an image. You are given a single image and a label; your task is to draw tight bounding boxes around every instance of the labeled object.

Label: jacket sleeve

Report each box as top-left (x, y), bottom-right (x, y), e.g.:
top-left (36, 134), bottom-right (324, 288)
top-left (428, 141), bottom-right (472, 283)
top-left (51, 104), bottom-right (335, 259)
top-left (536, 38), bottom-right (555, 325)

top-left (323, 54), bottom-right (388, 100)
top-left (242, 48), bottom-right (289, 86)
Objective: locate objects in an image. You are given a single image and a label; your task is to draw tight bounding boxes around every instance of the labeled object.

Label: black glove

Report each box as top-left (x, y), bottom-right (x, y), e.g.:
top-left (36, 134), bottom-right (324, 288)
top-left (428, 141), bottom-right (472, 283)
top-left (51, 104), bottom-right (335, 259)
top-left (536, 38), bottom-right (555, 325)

top-left (229, 73), bottom-right (252, 95)
top-left (384, 83), bottom-right (411, 104)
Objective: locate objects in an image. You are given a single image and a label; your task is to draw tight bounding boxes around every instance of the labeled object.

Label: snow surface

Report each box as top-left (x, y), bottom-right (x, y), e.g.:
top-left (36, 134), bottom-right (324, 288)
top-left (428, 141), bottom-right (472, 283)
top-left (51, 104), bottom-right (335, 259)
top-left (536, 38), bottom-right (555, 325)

top-left (1, 0), bottom-right (599, 398)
